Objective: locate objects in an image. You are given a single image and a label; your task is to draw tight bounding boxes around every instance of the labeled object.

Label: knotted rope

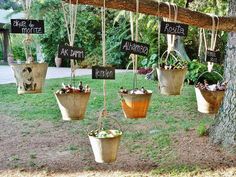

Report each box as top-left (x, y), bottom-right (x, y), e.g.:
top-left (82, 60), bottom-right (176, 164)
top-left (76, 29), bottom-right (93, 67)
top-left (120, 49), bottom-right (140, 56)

top-left (164, 2), bottom-right (178, 53)
top-left (62, 0), bottom-right (79, 85)
top-left (101, 0), bottom-right (108, 116)
top-left (198, 15), bottom-right (219, 72)
top-left (21, 0), bottom-right (33, 62)
top-left (129, 0), bottom-right (139, 90)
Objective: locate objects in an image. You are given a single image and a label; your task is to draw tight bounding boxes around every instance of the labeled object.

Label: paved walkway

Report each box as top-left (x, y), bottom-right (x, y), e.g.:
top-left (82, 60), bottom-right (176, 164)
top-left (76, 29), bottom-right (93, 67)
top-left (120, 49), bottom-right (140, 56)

top-left (0, 65), bottom-right (126, 84)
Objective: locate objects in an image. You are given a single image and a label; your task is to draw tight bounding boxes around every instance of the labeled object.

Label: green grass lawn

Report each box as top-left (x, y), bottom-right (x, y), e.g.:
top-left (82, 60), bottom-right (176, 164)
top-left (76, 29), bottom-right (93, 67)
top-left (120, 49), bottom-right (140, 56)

top-left (0, 73), bottom-right (214, 175)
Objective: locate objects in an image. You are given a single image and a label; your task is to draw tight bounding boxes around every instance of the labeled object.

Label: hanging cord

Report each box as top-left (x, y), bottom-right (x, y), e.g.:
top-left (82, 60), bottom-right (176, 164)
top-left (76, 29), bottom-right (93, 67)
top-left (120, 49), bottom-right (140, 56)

top-left (198, 15), bottom-right (219, 72)
top-left (129, 12), bottom-right (136, 90)
top-left (129, 0), bottom-right (139, 90)
top-left (21, 0), bottom-right (33, 62)
top-left (198, 28), bottom-right (208, 60)
top-left (210, 15), bottom-right (219, 51)
top-left (21, 0), bottom-right (32, 19)
top-left (134, 0), bottom-right (139, 89)
top-left (163, 2), bottom-right (178, 55)
top-left (62, 0), bottom-right (79, 86)
top-left (157, 1), bottom-right (161, 61)
top-left (101, 0), bottom-right (107, 116)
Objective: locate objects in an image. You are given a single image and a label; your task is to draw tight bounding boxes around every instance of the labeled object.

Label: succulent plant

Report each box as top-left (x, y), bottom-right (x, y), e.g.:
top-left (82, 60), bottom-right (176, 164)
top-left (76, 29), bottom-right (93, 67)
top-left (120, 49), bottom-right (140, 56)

top-left (195, 80), bottom-right (227, 91)
top-left (119, 87), bottom-right (149, 94)
top-left (89, 129), bottom-right (122, 138)
top-left (56, 82), bottom-right (91, 94)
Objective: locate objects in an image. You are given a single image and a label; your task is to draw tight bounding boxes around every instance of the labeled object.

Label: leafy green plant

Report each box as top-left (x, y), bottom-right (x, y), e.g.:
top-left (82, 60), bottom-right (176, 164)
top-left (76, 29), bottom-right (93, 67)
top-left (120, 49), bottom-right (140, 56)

top-left (186, 60), bottom-right (207, 84)
top-left (12, 46), bottom-right (26, 61)
top-left (141, 54), bottom-right (157, 68)
top-left (159, 51), bottom-right (188, 69)
top-left (197, 122), bottom-right (208, 136)
top-left (186, 60), bottom-right (224, 85)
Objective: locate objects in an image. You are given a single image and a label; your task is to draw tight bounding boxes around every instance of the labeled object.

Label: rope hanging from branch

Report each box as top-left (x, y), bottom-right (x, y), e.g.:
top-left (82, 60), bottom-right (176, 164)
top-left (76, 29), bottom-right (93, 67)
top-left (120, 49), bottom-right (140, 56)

top-left (21, 0), bottom-right (32, 19)
top-left (164, 2), bottom-right (178, 53)
top-left (62, 0), bottom-right (79, 84)
top-left (21, 0), bottom-right (33, 62)
top-left (157, 1), bottom-right (161, 60)
top-left (101, 0), bottom-right (107, 116)
top-left (198, 15), bottom-right (219, 72)
top-left (129, 0), bottom-right (139, 90)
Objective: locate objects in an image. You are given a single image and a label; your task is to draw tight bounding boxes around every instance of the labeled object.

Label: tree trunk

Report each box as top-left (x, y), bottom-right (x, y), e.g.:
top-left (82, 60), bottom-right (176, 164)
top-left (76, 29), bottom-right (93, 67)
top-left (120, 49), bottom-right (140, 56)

top-left (209, 0), bottom-right (236, 148)
top-left (66, 0), bottom-right (236, 32)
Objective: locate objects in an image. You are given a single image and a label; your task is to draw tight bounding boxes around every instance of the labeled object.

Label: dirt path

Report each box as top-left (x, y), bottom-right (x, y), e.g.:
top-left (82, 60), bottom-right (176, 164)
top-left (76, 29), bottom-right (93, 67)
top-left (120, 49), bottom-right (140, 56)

top-left (1, 114), bottom-right (236, 177)
top-left (0, 115), bottom-right (156, 176)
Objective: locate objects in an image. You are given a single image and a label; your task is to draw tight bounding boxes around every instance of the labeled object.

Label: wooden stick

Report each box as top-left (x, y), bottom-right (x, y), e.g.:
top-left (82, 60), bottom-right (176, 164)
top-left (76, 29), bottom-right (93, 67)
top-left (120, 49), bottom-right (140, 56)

top-left (65, 0), bottom-right (236, 32)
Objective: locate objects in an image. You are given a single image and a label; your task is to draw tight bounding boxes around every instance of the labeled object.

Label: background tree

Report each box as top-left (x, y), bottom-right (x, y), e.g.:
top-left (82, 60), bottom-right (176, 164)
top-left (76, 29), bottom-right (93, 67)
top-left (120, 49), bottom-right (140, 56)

top-left (2, 0), bottom-right (227, 69)
top-left (209, 0), bottom-right (236, 148)
top-left (0, 0), bottom-right (21, 10)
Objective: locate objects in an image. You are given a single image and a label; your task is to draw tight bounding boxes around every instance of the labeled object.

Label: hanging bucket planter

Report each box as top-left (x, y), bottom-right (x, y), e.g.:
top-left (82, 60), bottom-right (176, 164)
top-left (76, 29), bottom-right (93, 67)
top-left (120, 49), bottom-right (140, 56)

top-left (157, 67), bottom-right (187, 95)
top-left (89, 131), bottom-right (122, 163)
top-left (55, 84), bottom-right (91, 120)
top-left (119, 89), bottom-right (152, 119)
top-left (195, 71), bottom-right (226, 114)
top-left (88, 115), bottom-right (122, 163)
top-left (54, 80), bottom-right (91, 121)
top-left (157, 50), bottom-right (188, 95)
top-left (195, 88), bottom-right (225, 114)
top-left (11, 62), bottom-right (48, 94)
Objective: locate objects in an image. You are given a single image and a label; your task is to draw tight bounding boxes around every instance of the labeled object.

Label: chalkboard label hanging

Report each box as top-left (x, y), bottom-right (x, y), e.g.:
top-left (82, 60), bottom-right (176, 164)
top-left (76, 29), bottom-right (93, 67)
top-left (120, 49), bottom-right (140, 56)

top-left (58, 44), bottom-right (85, 60)
top-left (206, 50), bottom-right (221, 63)
top-left (11, 19), bottom-right (44, 34)
top-left (160, 21), bottom-right (188, 36)
top-left (92, 66), bottom-right (115, 80)
top-left (121, 39), bottom-right (150, 56)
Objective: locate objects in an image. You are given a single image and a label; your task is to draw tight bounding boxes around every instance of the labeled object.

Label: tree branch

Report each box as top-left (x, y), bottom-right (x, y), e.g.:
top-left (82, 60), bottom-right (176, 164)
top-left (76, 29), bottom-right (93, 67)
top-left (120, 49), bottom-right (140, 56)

top-left (65, 0), bottom-right (236, 32)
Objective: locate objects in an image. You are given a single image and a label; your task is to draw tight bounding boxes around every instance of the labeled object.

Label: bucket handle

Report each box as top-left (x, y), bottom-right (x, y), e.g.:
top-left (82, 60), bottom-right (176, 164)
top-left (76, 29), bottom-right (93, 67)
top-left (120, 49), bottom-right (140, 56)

top-left (159, 49), bottom-right (183, 64)
top-left (87, 109), bottom-right (122, 135)
top-left (194, 70), bottom-right (224, 86)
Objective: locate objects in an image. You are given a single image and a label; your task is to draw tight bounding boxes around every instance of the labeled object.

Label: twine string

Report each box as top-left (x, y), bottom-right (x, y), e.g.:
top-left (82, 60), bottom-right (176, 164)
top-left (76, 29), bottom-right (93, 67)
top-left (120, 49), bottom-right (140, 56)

top-left (101, 0), bottom-right (107, 115)
top-left (62, 0), bottom-right (79, 86)
top-left (198, 15), bottom-right (219, 72)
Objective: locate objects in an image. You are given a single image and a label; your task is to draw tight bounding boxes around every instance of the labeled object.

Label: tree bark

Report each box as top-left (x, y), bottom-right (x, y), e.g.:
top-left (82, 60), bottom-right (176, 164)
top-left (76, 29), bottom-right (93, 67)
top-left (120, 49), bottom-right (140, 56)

top-left (66, 0), bottom-right (236, 32)
top-left (209, 0), bottom-right (236, 148)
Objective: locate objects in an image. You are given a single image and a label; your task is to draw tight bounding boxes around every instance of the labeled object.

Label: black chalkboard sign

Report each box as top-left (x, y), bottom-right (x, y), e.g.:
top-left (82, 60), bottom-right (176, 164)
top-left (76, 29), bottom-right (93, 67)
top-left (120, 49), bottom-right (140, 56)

top-left (11, 19), bottom-right (44, 34)
top-left (206, 50), bottom-right (220, 63)
top-left (92, 66), bottom-right (115, 80)
top-left (160, 21), bottom-right (188, 36)
top-left (121, 39), bottom-right (149, 56)
top-left (58, 44), bottom-right (85, 60)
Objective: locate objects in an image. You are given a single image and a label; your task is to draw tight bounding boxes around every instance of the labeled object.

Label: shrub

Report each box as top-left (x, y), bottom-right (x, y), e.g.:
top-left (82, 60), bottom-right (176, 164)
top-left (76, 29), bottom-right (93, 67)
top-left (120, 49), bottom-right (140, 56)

top-left (186, 60), bottom-right (224, 85)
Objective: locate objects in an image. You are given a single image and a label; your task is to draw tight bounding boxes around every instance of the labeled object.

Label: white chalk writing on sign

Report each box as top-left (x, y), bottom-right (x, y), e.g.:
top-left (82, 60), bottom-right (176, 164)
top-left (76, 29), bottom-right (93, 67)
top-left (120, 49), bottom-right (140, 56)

top-left (121, 39), bottom-right (150, 56)
top-left (60, 49), bottom-right (84, 59)
top-left (207, 50), bottom-right (220, 63)
top-left (11, 19), bottom-right (44, 34)
top-left (92, 66), bottom-right (115, 80)
top-left (58, 45), bottom-right (85, 60)
top-left (95, 69), bottom-right (113, 78)
top-left (160, 21), bottom-right (188, 36)
top-left (164, 24), bottom-right (185, 35)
